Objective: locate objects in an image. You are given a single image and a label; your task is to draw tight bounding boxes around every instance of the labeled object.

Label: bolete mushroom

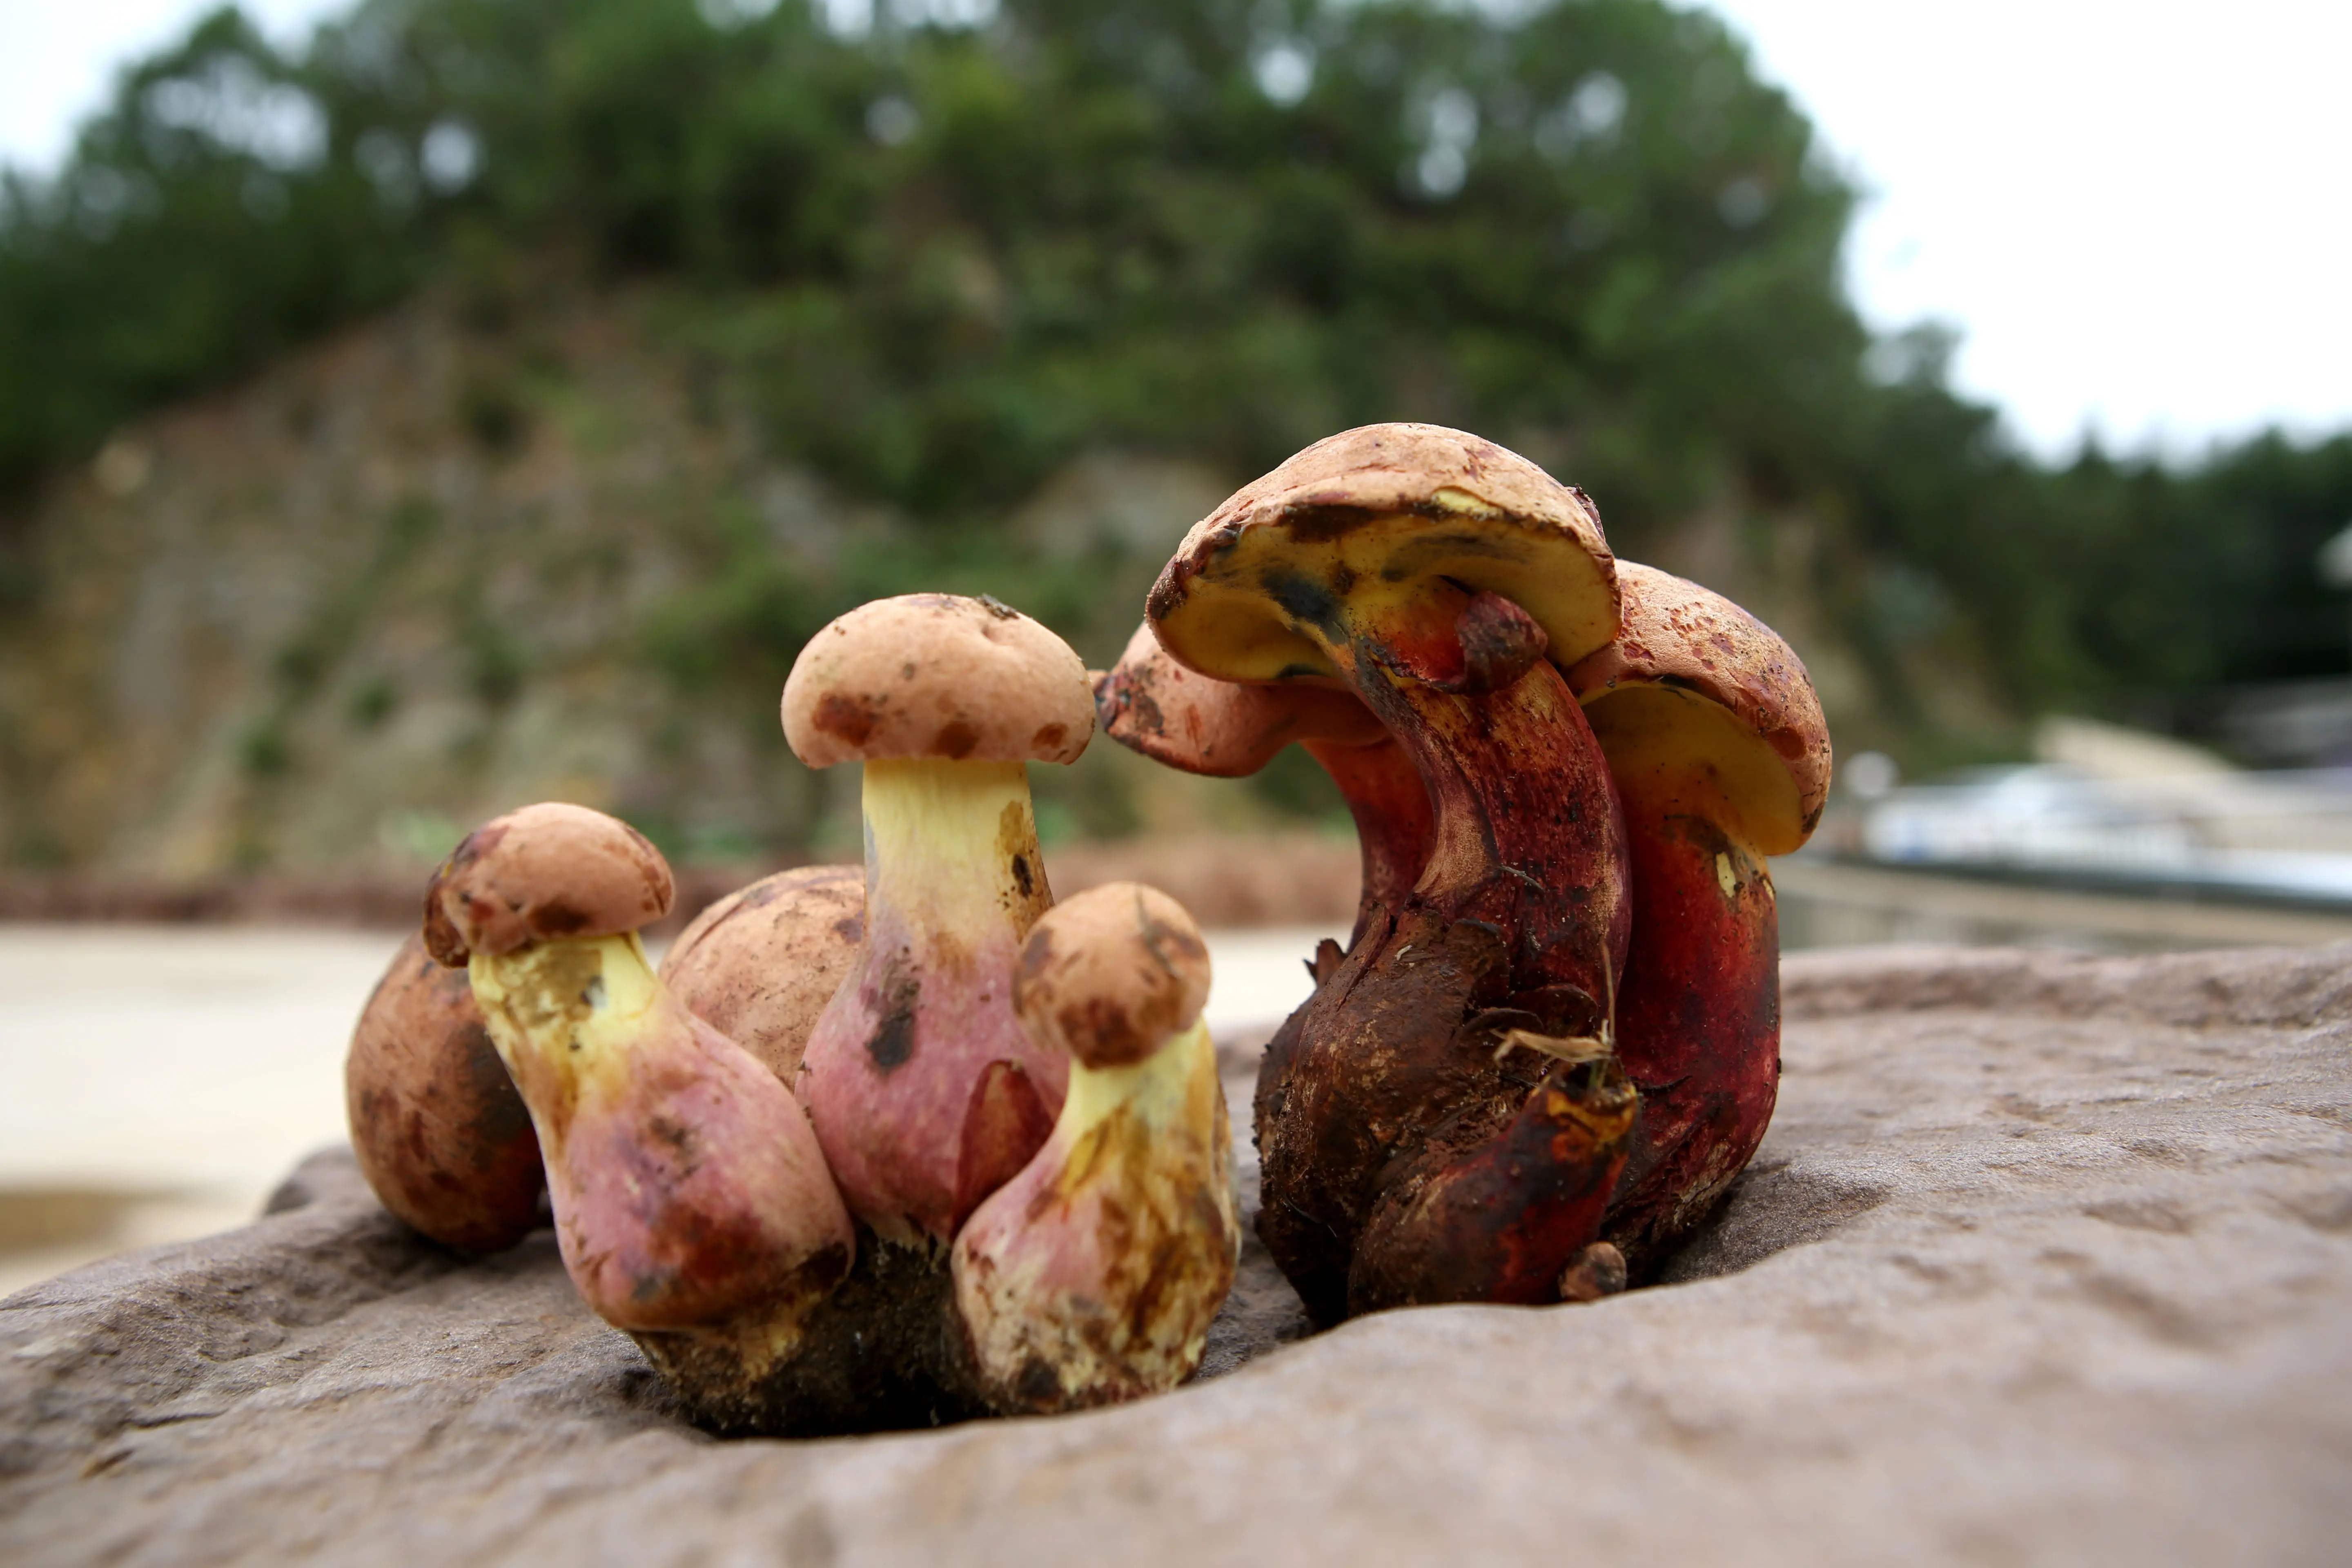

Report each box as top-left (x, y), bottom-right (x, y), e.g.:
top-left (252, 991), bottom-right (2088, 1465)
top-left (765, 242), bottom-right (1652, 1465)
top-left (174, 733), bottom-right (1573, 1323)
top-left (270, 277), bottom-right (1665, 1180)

top-left (345, 932), bottom-right (543, 1254)
top-left (659, 864), bottom-right (865, 1084)
top-left (952, 882), bottom-right (1238, 1412)
top-left (1096, 620), bottom-right (1431, 954)
top-left (782, 593), bottom-right (1095, 1247)
top-left (1565, 562), bottom-right (1830, 1269)
top-left (1145, 423), bottom-right (1634, 1321)
top-left (426, 803), bottom-right (856, 1428)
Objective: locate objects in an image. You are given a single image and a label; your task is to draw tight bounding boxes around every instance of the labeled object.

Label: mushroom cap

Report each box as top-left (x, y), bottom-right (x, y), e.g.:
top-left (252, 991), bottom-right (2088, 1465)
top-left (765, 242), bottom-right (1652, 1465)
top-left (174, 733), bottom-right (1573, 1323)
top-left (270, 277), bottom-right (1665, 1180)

top-left (782, 594), bottom-right (1094, 769)
top-left (424, 803), bottom-right (675, 965)
top-left (658, 864), bottom-right (865, 1085)
top-left (346, 932), bottom-right (544, 1254)
top-left (1146, 424), bottom-right (1619, 684)
top-left (1096, 621), bottom-right (1386, 777)
top-left (1014, 882), bottom-right (1212, 1070)
top-left (1564, 562), bottom-right (1831, 854)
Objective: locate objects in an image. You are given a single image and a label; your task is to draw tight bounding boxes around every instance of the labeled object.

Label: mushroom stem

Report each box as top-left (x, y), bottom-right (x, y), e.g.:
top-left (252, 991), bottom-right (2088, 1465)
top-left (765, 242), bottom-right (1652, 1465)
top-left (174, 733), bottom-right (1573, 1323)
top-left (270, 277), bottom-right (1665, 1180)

top-left (1584, 706), bottom-right (1781, 1271)
top-left (799, 757), bottom-right (1065, 1247)
top-left (468, 931), bottom-right (855, 1405)
top-left (1301, 735), bottom-right (1433, 948)
top-left (1254, 588), bottom-right (1634, 1321)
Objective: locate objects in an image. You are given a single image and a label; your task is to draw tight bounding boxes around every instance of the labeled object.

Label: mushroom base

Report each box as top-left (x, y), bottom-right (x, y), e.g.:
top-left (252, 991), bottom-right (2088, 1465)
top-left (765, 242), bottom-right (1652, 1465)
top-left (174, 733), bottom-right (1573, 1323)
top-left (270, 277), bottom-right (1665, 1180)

top-left (633, 1229), bottom-right (992, 1437)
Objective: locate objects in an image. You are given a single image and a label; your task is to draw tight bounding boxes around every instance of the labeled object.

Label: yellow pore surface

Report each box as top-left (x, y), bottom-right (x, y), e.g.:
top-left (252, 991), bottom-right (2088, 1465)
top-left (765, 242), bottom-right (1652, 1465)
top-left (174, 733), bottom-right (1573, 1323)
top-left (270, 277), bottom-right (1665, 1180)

top-left (1581, 682), bottom-right (1805, 857)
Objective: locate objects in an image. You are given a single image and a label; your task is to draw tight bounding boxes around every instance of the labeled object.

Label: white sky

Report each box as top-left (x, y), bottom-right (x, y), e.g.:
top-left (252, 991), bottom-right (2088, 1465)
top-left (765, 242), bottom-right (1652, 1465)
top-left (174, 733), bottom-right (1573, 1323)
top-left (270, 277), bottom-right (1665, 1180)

top-left (3, 0), bottom-right (2347, 459)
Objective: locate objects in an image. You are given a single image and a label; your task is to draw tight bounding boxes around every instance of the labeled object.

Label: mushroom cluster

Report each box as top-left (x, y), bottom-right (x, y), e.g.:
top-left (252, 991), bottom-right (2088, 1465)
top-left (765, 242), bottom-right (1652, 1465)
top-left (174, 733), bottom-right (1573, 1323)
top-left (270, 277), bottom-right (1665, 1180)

top-left (343, 428), bottom-right (1826, 1428)
top-left (346, 597), bottom-right (1240, 1434)
top-left (1099, 423), bottom-right (1828, 1322)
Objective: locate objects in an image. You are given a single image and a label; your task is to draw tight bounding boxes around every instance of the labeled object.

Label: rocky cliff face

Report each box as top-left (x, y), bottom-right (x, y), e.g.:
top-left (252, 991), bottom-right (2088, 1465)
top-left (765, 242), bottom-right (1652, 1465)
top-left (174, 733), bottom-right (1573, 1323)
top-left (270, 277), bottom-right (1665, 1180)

top-left (0, 281), bottom-right (1969, 876)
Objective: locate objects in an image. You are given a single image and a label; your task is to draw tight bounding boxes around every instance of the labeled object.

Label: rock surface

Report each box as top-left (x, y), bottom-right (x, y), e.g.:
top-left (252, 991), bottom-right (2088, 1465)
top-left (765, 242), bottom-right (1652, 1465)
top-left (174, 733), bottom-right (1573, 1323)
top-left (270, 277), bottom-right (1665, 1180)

top-left (6, 943), bottom-right (2352, 1566)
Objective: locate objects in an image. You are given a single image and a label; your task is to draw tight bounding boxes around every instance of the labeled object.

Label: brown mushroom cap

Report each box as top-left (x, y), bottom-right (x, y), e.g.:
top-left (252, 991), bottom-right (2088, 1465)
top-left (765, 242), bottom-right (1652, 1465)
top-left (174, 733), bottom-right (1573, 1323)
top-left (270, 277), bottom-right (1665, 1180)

top-left (658, 864), bottom-right (864, 1084)
top-left (1564, 562), bottom-right (1831, 853)
top-left (782, 594), bottom-right (1094, 769)
top-left (346, 933), bottom-right (544, 1253)
top-left (424, 803), bottom-right (675, 965)
top-left (1095, 621), bottom-right (1386, 777)
top-left (1014, 882), bottom-right (1211, 1070)
top-left (1146, 424), bottom-right (1619, 684)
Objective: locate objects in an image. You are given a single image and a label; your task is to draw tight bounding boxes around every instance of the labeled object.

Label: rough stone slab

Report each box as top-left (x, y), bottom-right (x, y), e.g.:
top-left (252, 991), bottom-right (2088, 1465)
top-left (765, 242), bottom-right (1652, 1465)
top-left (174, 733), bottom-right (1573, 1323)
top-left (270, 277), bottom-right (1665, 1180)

top-left (6, 944), bottom-right (2351, 1566)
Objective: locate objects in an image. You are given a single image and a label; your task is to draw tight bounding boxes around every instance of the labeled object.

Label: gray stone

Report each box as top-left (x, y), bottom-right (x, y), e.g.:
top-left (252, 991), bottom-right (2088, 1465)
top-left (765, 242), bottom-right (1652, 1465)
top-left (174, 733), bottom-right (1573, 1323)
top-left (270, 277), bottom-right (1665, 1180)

top-left (6, 944), bottom-right (2351, 1566)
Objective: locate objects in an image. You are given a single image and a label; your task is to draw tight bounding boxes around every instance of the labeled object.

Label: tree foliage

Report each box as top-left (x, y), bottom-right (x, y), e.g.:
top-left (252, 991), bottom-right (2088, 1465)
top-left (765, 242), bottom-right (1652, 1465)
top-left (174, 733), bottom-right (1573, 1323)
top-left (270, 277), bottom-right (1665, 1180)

top-left (2, 0), bottom-right (2345, 739)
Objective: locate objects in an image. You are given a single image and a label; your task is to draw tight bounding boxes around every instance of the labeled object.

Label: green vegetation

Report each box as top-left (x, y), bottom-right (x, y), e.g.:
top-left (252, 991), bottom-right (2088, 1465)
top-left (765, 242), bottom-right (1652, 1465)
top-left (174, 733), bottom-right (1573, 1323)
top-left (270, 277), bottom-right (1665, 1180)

top-left (3, 0), bottom-right (2347, 800)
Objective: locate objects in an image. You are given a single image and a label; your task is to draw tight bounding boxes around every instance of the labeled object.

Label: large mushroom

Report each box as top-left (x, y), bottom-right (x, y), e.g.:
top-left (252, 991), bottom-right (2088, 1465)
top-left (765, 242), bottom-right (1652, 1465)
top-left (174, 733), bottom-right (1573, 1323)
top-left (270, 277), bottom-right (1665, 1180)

top-left (782, 594), bottom-right (1095, 1248)
top-left (345, 932), bottom-right (543, 1254)
top-left (426, 803), bottom-right (856, 1430)
top-left (952, 882), bottom-right (1238, 1412)
top-left (1565, 563), bottom-right (1831, 1269)
top-left (1147, 423), bottom-right (1634, 1321)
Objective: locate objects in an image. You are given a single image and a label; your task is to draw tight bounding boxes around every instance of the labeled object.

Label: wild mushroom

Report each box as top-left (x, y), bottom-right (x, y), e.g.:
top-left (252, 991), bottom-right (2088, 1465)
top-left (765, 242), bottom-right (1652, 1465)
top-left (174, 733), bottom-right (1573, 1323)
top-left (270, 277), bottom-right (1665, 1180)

top-left (1145, 423), bottom-right (1633, 1321)
top-left (427, 803), bottom-right (856, 1429)
top-left (1565, 562), bottom-right (1830, 1270)
top-left (952, 882), bottom-right (1237, 1412)
top-left (659, 864), bottom-right (865, 1084)
top-left (1096, 620), bottom-right (1431, 955)
top-left (782, 593), bottom-right (1095, 1247)
top-left (346, 932), bottom-right (543, 1254)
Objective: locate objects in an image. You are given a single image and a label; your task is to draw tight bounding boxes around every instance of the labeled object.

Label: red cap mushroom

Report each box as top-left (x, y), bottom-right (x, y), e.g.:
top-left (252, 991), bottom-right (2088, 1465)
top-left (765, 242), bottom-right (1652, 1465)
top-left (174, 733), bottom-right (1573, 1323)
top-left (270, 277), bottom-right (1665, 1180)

top-left (782, 593), bottom-right (1095, 1247)
top-left (1147, 423), bottom-right (1634, 1321)
top-left (1565, 562), bottom-right (1830, 1267)
top-left (952, 883), bottom-right (1237, 1411)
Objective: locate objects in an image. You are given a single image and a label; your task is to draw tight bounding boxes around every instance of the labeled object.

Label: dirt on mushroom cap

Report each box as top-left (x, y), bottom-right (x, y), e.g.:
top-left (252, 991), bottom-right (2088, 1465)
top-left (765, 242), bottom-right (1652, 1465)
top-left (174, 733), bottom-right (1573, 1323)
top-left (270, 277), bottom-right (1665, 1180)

top-left (782, 594), bottom-right (1094, 769)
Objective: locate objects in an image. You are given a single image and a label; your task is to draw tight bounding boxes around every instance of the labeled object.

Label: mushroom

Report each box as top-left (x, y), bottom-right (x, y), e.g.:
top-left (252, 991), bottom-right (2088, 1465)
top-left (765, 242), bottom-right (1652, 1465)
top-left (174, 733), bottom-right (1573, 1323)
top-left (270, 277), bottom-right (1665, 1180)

top-left (345, 932), bottom-right (543, 1254)
top-left (659, 864), bottom-right (865, 1084)
top-left (1564, 562), bottom-right (1830, 1270)
top-left (952, 882), bottom-right (1238, 1412)
top-left (427, 803), bottom-right (856, 1428)
top-left (1096, 620), bottom-right (1432, 955)
top-left (1145, 423), bottom-right (1634, 1321)
top-left (782, 593), bottom-right (1096, 1247)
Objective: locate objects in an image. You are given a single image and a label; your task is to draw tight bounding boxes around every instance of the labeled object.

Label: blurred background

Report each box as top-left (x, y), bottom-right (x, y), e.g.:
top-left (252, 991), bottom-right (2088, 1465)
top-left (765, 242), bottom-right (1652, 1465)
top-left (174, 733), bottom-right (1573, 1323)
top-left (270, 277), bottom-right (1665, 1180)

top-left (3, 0), bottom-right (2350, 1287)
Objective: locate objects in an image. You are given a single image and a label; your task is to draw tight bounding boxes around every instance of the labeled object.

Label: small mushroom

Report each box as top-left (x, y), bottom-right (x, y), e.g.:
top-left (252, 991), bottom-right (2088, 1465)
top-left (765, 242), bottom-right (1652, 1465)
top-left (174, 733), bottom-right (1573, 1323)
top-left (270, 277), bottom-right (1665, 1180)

top-left (345, 932), bottom-right (543, 1254)
top-left (783, 594), bottom-right (1095, 1249)
top-left (1096, 621), bottom-right (1431, 951)
top-left (428, 803), bottom-right (855, 1427)
top-left (659, 864), bottom-right (865, 1084)
top-left (1147, 423), bottom-right (1634, 1320)
top-left (952, 883), bottom-right (1238, 1413)
top-left (1565, 562), bottom-right (1830, 1269)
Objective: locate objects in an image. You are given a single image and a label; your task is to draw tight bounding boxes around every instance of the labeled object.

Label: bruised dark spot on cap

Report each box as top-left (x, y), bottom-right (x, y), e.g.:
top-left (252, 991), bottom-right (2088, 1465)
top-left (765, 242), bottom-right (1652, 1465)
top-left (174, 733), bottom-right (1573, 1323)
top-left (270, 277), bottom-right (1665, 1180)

top-left (1032, 722), bottom-right (1067, 752)
top-left (934, 720), bottom-right (981, 759)
top-left (450, 822), bottom-right (506, 869)
top-left (814, 693), bottom-right (879, 746)
top-left (533, 900), bottom-right (592, 937)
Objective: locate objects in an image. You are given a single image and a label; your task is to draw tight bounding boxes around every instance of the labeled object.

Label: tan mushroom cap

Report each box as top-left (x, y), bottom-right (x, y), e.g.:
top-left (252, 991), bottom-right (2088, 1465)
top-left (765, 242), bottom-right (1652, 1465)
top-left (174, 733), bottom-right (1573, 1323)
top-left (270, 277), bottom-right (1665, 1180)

top-left (1014, 882), bottom-right (1211, 1070)
top-left (1146, 423), bottom-right (1619, 684)
top-left (658, 864), bottom-right (864, 1084)
top-left (782, 594), bottom-right (1094, 769)
top-left (424, 803), bottom-right (675, 965)
top-left (1564, 562), bottom-right (1831, 854)
top-left (1095, 621), bottom-right (1387, 777)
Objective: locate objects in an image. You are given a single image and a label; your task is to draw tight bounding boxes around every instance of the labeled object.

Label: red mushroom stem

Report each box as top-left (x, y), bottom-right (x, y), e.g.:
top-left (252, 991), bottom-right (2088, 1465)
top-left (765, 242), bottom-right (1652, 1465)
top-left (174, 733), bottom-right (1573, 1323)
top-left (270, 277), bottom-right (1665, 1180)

top-left (1253, 586), bottom-right (1636, 1320)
